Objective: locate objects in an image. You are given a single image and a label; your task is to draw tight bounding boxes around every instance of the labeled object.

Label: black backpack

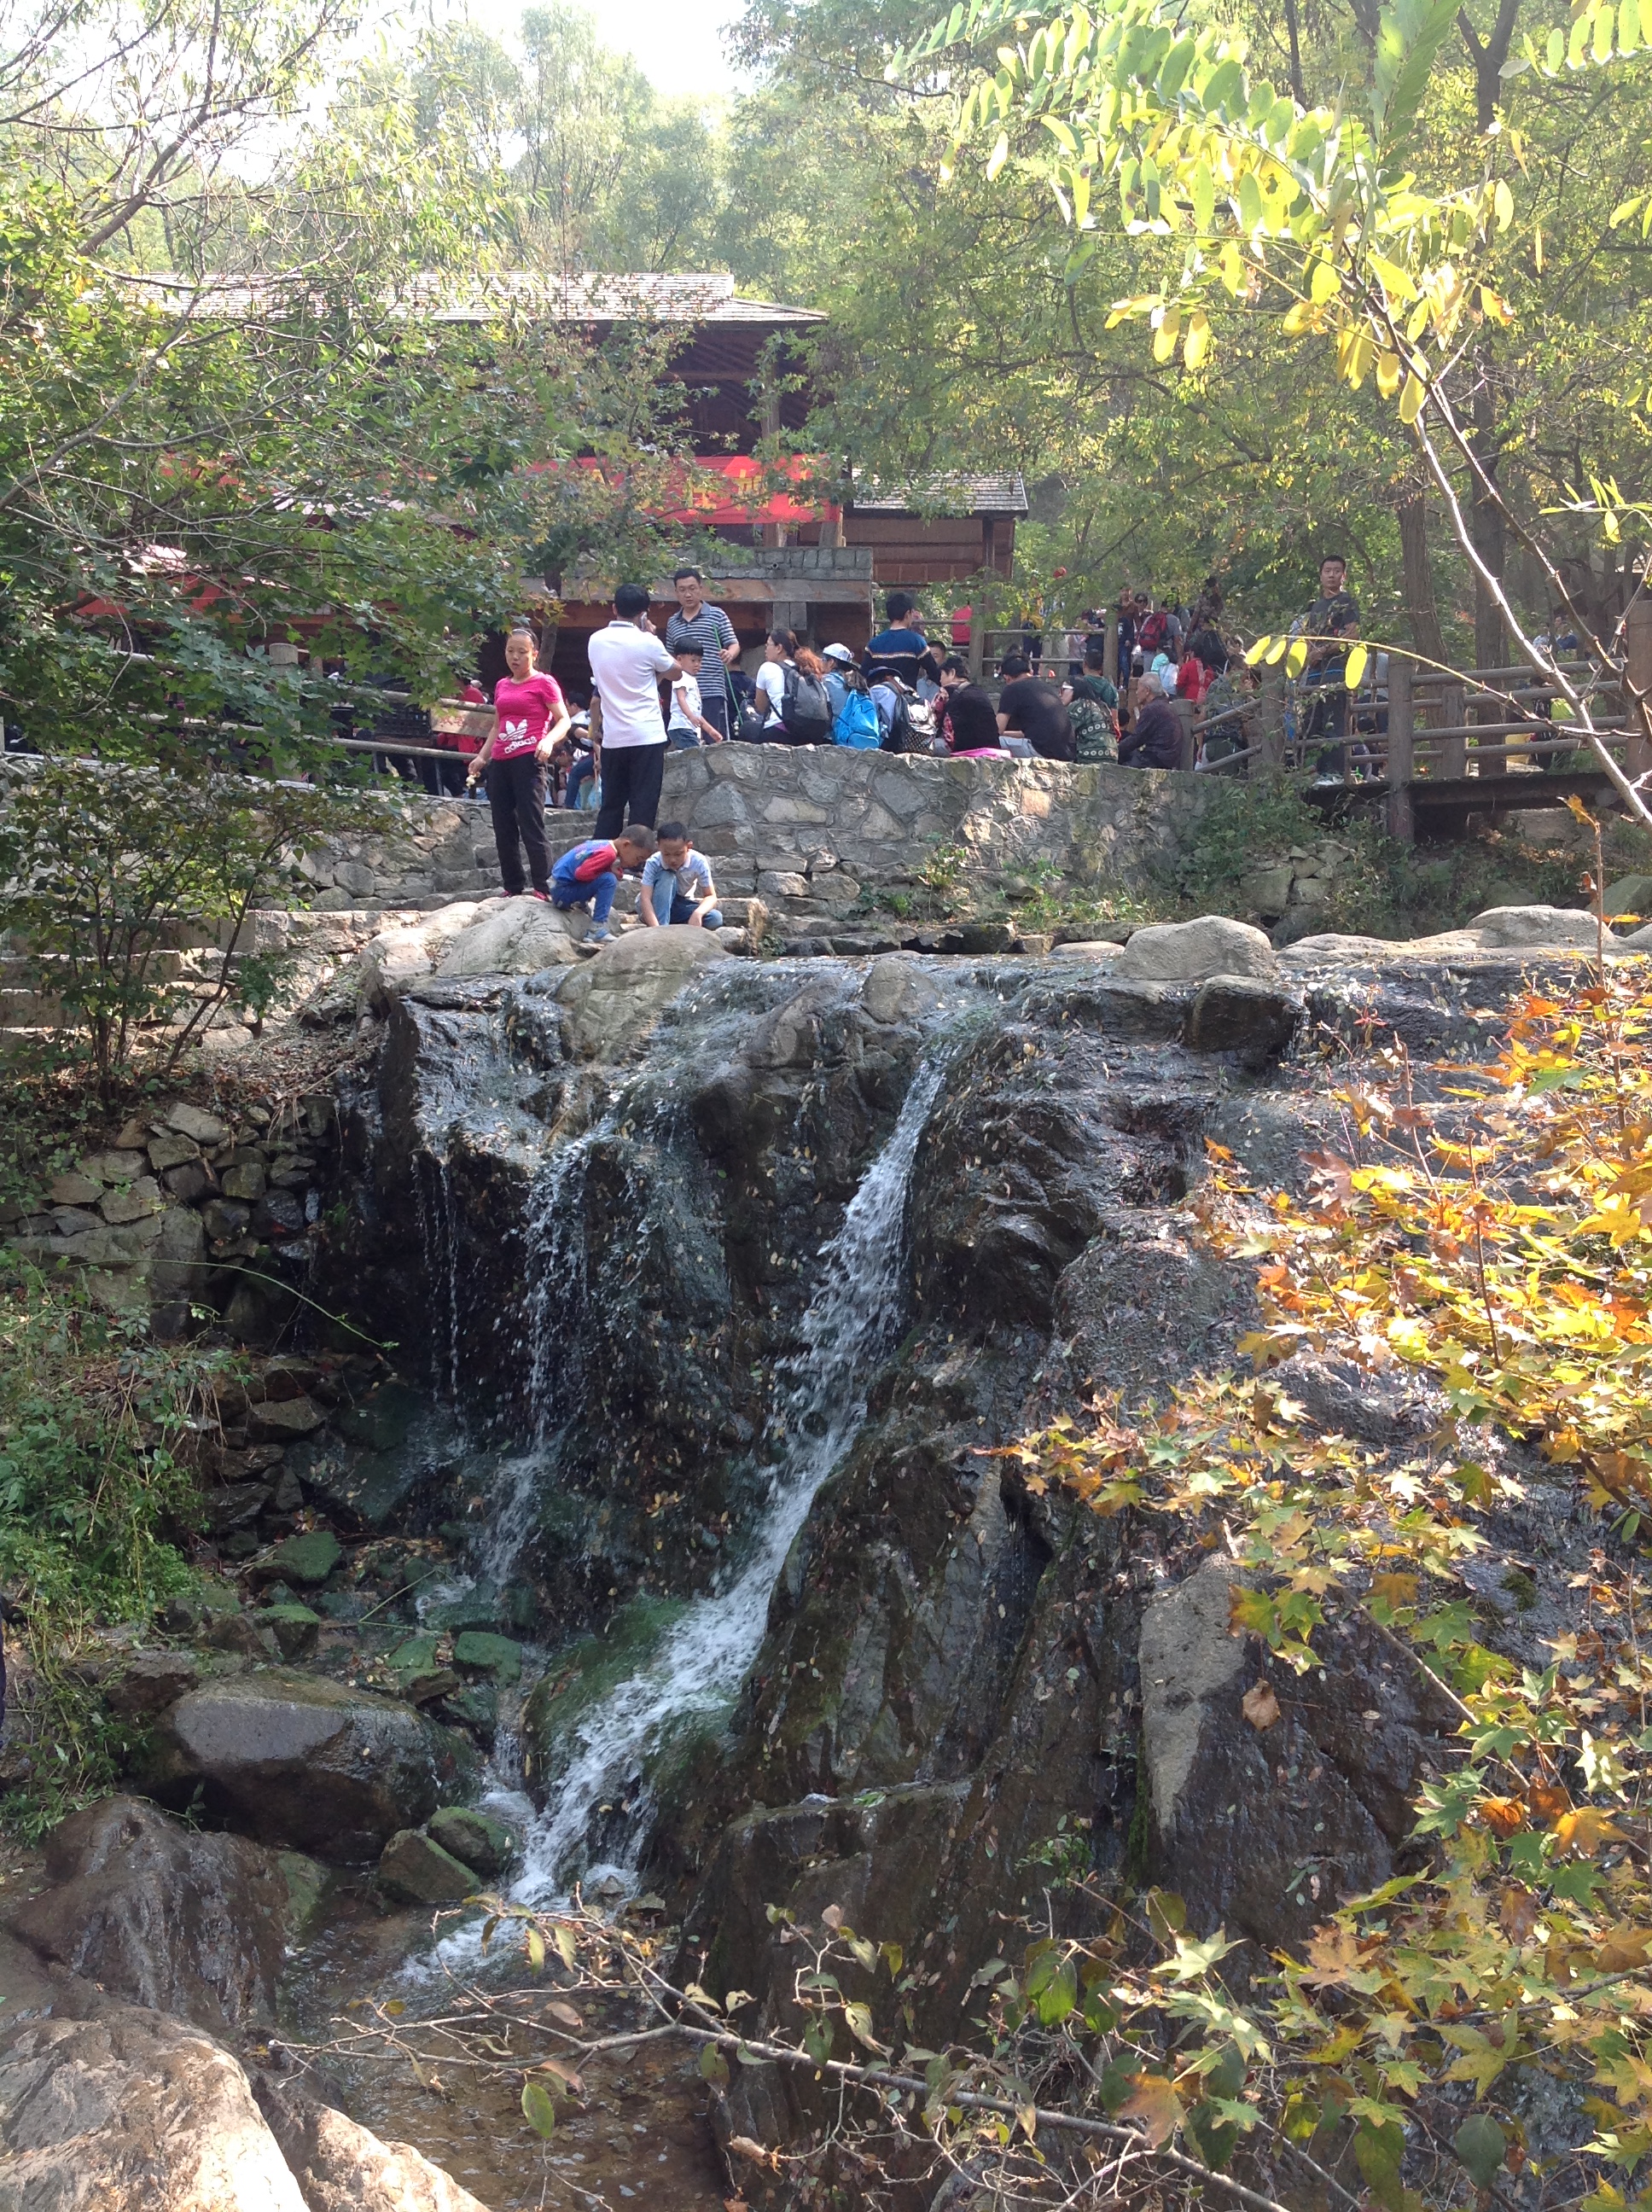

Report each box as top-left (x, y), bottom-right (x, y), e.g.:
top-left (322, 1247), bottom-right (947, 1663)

top-left (876, 677), bottom-right (922, 754)
top-left (780, 664), bottom-right (835, 745)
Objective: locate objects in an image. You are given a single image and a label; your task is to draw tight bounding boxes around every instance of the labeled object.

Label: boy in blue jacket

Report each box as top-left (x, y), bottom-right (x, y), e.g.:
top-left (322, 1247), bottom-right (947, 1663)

top-left (550, 826), bottom-right (654, 943)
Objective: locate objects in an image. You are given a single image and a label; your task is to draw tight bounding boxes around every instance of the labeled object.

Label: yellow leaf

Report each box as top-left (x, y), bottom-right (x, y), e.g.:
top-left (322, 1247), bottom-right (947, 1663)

top-left (555, 1924), bottom-right (578, 1972)
top-left (1344, 643), bottom-right (1370, 691)
top-left (1245, 634), bottom-right (1273, 667)
top-left (1310, 256), bottom-right (1339, 304)
top-left (1493, 178), bottom-right (1515, 230)
top-left (1556, 1807), bottom-right (1625, 1854)
top-left (1265, 634), bottom-right (1290, 666)
top-left (1184, 310), bottom-right (1213, 370)
top-left (1398, 372), bottom-right (1426, 424)
top-left (1286, 637), bottom-right (1308, 677)
top-left (1120, 2072), bottom-right (1183, 2147)
top-left (1218, 241), bottom-right (1245, 295)
top-left (1370, 1569), bottom-right (1416, 1611)
top-left (1152, 309), bottom-right (1183, 363)
top-left (843, 2002), bottom-right (888, 2054)
top-left (1376, 351), bottom-right (1403, 398)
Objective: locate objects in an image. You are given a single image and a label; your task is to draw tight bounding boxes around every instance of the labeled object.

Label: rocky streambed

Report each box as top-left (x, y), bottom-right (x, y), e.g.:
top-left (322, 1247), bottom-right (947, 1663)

top-left (0, 906), bottom-right (1631, 2209)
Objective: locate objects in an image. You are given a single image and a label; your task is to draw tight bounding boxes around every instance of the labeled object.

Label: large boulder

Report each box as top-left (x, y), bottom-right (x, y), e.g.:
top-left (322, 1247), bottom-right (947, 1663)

top-left (1113, 915), bottom-right (1280, 982)
top-left (145, 1672), bottom-right (475, 1862)
top-left (0, 1997), bottom-right (493, 2212)
top-left (1470, 903), bottom-right (1600, 949)
top-left (358, 904), bottom-right (495, 1010)
top-left (254, 2072), bottom-right (491, 2212)
top-left (0, 2002), bottom-right (307, 2212)
top-left (434, 899), bottom-right (581, 979)
top-left (555, 927), bottom-right (731, 1060)
top-left (7, 1798), bottom-right (292, 2036)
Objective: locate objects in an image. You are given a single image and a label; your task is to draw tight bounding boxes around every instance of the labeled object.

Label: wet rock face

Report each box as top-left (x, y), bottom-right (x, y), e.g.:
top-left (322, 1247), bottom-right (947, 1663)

top-left (8, 1798), bottom-right (293, 2036)
top-left (907, 1006), bottom-right (1215, 1330)
top-left (143, 1672), bottom-right (474, 1863)
top-left (1138, 1562), bottom-right (1456, 1953)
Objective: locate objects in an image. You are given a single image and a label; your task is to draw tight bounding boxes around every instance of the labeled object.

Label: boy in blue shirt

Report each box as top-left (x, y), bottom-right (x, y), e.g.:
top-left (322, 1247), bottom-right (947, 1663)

top-left (550, 826), bottom-right (654, 943)
top-left (638, 823), bottom-right (721, 928)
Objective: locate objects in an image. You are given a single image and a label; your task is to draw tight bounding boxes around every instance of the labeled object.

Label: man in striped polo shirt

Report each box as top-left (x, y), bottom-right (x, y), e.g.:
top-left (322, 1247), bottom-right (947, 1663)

top-left (664, 568), bottom-right (740, 742)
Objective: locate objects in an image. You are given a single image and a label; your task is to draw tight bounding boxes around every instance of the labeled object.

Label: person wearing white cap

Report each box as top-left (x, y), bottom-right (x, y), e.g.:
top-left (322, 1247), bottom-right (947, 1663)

top-left (821, 642), bottom-right (856, 723)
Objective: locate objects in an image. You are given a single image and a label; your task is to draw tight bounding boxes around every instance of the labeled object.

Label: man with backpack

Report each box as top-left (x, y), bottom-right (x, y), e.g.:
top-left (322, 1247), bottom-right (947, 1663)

top-left (822, 643), bottom-right (881, 748)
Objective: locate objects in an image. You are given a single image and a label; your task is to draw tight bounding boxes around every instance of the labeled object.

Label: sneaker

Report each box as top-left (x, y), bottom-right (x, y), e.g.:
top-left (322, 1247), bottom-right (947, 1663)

top-left (529, 889), bottom-right (550, 902)
top-left (586, 925), bottom-right (613, 943)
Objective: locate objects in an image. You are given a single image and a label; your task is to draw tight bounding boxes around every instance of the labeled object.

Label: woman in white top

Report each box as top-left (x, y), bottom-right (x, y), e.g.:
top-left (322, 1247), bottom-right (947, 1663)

top-left (755, 627), bottom-right (798, 732)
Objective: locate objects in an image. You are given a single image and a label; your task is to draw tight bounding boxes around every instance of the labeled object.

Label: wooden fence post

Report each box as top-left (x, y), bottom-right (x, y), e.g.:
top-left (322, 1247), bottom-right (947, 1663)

top-left (1386, 655), bottom-right (1414, 842)
top-left (1627, 597), bottom-right (1652, 786)
top-left (1439, 677), bottom-right (1467, 778)
top-left (968, 613), bottom-right (985, 685)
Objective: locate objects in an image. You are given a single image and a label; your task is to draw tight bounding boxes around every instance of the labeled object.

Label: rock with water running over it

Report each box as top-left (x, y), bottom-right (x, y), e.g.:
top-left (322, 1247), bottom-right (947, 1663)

top-left (7, 1796), bottom-right (294, 2036)
top-left (254, 2069), bottom-right (493, 2212)
top-left (144, 1671), bottom-right (475, 1862)
top-left (1180, 974), bottom-right (1303, 1060)
top-left (555, 927), bottom-right (731, 1060)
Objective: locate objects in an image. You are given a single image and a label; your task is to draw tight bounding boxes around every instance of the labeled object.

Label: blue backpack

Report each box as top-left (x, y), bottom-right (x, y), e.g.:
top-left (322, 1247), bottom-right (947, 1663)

top-left (834, 690), bottom-right (881, 749)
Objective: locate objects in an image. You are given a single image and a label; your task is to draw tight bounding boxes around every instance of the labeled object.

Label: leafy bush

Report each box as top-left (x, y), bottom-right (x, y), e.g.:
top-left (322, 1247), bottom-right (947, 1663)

top-left (0, 1266), bottom-right (231, 1835)
top-left (0, 760), bottom-right (357, 1088)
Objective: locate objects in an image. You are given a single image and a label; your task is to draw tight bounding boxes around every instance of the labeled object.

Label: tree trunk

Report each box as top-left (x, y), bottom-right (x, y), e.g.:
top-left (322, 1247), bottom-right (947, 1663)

top-left (1398, 491), bottom-right (1446, 668)
top-left (1469, 370), bottom-right (1507, 673)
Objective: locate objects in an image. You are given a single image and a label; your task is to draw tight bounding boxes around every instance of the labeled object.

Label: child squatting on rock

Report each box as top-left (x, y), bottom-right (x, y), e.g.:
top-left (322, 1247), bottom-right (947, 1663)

top-left (637, 823), bottom-right (721, 929)
top-left (550, 827), bottom-right (654, 944)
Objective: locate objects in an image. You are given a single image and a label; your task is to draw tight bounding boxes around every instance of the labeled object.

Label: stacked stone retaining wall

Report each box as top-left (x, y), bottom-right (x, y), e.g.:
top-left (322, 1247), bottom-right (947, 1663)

top-left (287, 748), bottom-right (1213, 912)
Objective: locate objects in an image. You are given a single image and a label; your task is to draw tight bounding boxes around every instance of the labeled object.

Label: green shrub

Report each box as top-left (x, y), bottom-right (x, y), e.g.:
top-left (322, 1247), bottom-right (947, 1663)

top-left (0, 1264), bottom-right (235, 1835)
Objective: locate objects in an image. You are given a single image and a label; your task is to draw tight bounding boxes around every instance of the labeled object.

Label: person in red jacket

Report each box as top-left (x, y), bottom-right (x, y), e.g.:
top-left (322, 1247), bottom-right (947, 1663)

top-left (549, 828), bottom-right (654, 944)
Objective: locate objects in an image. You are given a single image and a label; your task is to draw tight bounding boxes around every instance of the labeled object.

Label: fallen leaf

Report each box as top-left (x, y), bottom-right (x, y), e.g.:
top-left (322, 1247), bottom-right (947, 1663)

top-left (1556, 1807), bottom-right (1625, 1854)
top-left (1528, 1781), bottom-right (1572, 1825)
top-left (537, 2057), bottom-right (585, 2096)
top-left (1242, 1681), bottom-right (1282, 1731)
top-left (1370, 1571), bottom-right (1419, 1613)
top-left (1594, 1924), bottom-right (1652, 1971)
top-left (1120, 2072), bottom-right (1183, 2147)
top-left (544, 2000), bottom-right (584, 2031)
top-left (1479, 1796), bottom-right (1527, 1837)
top-left (1498, 1884), bottom-right (1539, 1942)
top-left (728, 2137), bottom-right (780, 2171)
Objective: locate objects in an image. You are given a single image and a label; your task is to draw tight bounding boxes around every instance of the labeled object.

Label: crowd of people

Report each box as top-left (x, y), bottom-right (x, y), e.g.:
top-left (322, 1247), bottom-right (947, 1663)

top-left (433, 558), bottom-right (1365, 920)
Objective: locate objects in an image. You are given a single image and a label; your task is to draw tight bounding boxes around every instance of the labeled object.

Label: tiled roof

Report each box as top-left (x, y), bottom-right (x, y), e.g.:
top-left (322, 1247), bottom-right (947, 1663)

top-left (848, 470), bottom-right (1029, 515)
top-left (115, 271), bottom-right (825, 326)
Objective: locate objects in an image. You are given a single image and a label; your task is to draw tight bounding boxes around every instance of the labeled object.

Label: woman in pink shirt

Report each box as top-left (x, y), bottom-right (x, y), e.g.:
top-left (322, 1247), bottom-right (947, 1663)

top-left (465, 629), bottom-right (571, 898)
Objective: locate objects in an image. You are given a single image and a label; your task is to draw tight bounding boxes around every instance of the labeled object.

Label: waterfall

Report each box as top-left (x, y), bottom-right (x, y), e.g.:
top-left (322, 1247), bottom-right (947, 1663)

top-left (454, 1051), bottom-right (947, 1929)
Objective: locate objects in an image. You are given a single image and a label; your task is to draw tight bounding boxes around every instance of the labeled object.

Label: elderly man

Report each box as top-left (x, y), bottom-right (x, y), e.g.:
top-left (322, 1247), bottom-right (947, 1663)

top-left (1118, 669), bottom-right (1184, 769)
top-left (663, 567), bottom-right (740, 744)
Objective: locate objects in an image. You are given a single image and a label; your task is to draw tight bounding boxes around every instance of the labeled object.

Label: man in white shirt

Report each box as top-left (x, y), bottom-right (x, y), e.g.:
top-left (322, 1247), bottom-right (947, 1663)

top-left (586, 583), bottom-right (682, 838)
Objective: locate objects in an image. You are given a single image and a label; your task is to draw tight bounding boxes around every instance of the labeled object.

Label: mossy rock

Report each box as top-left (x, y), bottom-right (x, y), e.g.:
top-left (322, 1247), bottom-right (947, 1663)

top-left (451, 1632), bottom-right (522, 1685)
top-left (263, 1530), bottom-right (342, 1587)
top-left (276, 1849), bottom-right (333, 1941)
top-left (387, 1634), bottom-right (457, 1705)
top-left (255, 1604), bottom-right (322, 1660)
top-left (433, 1684), bottom-right (497, 1744)
top-left (375, 1827), bottom-right (476, 1906)
top-left (428, 1806), bottom-right (519, 1877)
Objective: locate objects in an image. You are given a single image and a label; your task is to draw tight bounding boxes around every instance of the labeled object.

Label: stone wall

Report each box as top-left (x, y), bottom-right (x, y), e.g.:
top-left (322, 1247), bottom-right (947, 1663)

top-left (288, 748), bottom-right (1213, 914)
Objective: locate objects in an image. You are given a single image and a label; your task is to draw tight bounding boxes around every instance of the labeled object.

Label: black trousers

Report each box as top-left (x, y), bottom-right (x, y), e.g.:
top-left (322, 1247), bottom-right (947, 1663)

top-left (486, 753), bottom-right (552, 894)
top-left (595, 743), bottom-right (665, 839)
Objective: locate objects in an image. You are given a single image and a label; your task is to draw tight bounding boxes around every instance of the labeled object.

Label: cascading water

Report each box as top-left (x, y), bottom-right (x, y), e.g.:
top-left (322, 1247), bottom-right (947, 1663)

top-left (445, 1050), bottom-right (948, 1941)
